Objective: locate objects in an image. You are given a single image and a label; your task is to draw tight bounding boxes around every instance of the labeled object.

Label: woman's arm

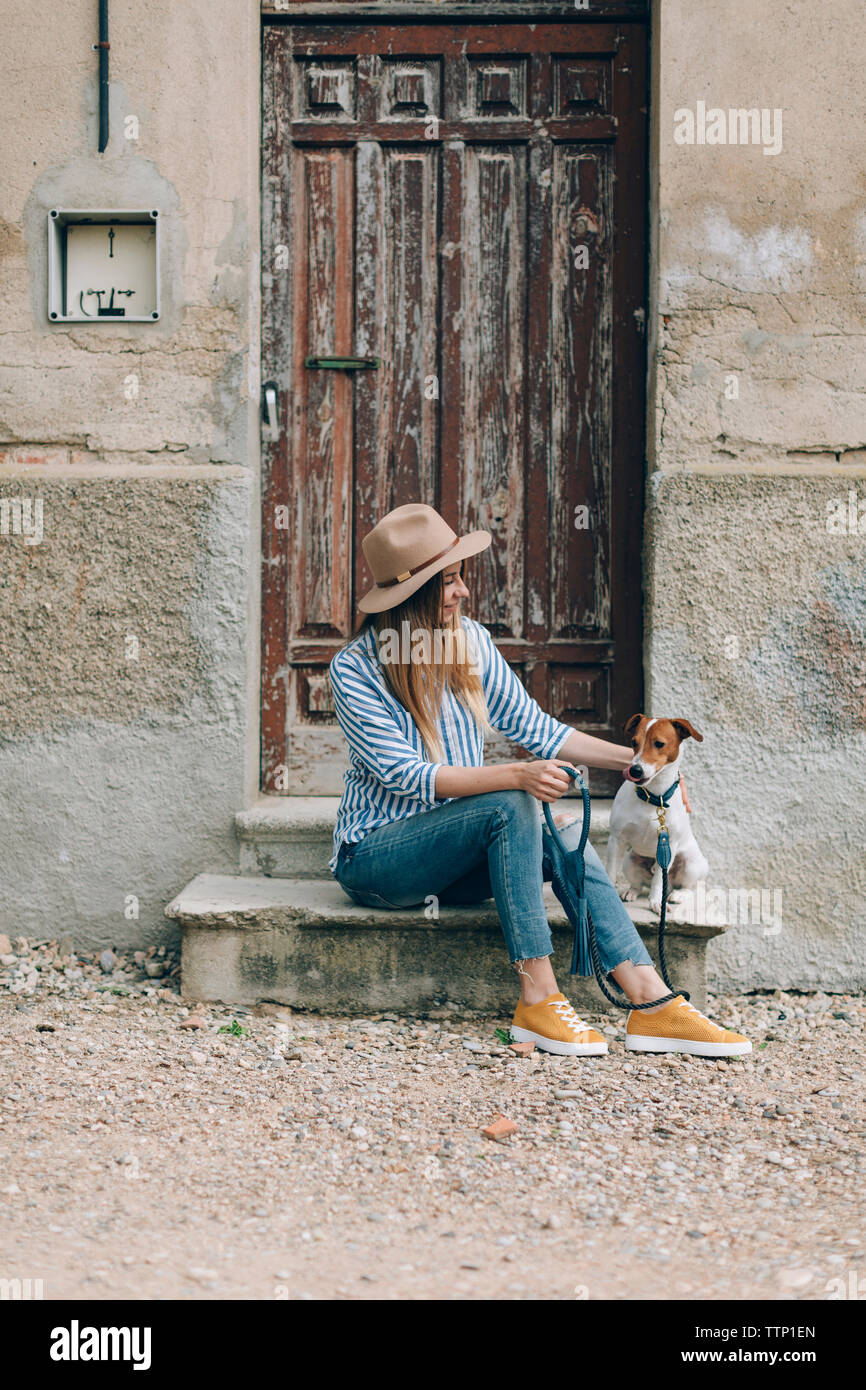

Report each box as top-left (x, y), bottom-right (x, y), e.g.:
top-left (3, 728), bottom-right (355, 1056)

top-left (434, 726), bottom-right (632, 800)
top-left (433, 762), bottom-right (523, 799)
top-left (556, 726), bottom-right (632, 773)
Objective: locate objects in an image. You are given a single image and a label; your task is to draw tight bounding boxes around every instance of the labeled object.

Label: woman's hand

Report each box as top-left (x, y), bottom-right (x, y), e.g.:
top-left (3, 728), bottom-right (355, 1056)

top-left (514, 759), bottom-right (575, 803)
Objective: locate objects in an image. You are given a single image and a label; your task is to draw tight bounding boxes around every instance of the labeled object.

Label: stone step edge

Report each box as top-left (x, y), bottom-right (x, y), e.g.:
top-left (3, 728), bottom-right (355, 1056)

top-left (166, 873), bottom-right (726, 938)
top-left (235, 795), bottom-right (614, 840)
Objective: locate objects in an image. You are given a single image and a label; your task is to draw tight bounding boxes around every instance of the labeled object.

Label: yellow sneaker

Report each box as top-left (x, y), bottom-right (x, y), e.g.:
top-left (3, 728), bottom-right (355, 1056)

top-left (511, 992), bottom-right (608, 1056)
top-left (626, 995), bottom-right (752, 1057)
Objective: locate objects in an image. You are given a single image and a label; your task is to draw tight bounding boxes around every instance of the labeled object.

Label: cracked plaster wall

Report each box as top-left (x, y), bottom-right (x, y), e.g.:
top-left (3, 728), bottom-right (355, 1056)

top-left (0, 1), bottom-right (261, 948)
top-left (647, 0), bottom-right (866, 988)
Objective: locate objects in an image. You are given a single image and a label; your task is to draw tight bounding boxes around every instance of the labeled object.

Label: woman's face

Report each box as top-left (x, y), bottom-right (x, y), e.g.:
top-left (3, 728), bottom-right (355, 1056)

top-left (441, 561), bottom-right (470, 617)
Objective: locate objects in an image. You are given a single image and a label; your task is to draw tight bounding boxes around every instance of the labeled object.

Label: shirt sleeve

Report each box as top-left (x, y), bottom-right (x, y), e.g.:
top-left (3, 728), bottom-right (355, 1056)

top-left (471, 620), bottom-right (573, 760)
top-left (329, 649), bottom-right (444, 803)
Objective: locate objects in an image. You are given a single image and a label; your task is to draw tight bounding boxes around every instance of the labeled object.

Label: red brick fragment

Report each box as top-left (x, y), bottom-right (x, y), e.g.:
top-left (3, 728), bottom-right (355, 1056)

top-left (1, 447), bottom-right (70, 468)
top-left (509, 1040), bottom-right (535, 1056)
top-left (481, 1114), bottom-right (518, 1142)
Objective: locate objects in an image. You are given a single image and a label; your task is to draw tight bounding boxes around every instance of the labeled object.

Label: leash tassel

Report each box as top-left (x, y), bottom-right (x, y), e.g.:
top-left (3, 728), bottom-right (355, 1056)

top-left (656, 828), bottom-right (672, 871)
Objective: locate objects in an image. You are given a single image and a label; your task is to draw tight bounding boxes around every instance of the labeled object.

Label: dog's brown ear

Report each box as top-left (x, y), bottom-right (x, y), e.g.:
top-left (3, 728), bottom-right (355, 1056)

top-left (623, 713), bottom-right (644, 738)
top-left (671, 718), bottom-right (703, 743)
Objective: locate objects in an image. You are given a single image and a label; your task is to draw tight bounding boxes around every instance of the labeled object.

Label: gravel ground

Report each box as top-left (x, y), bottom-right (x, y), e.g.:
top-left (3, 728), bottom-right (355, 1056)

top-left (0, 934), bottom-right (864, 1302)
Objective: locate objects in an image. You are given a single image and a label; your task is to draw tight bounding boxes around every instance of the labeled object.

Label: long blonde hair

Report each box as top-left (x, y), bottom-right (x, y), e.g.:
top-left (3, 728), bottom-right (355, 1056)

top-left (342, 561), bottom-right (495, 762)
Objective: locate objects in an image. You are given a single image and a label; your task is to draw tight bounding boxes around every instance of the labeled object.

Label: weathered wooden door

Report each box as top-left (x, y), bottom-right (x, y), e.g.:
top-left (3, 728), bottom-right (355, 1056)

top-left (261, 16), bottom-right (647, 796)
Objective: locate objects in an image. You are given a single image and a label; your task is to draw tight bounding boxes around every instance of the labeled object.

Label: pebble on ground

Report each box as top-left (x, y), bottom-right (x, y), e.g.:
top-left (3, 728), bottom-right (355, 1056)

top-left (0, 934), bottom-right (863, 1300)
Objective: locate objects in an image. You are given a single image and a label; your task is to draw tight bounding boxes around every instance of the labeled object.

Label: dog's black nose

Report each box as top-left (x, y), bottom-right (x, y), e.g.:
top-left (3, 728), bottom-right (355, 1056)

top-left (629, 763), bottom-right (643, 780)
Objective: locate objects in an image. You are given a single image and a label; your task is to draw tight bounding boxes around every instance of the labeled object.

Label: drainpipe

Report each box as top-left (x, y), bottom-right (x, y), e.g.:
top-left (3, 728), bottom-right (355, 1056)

top-left (95, 0), bottom-right (109, 152)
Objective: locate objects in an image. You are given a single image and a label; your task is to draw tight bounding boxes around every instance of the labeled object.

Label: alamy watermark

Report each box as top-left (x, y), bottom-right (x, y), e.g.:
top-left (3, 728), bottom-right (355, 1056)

top-left (50, 1321), bottom-right (151, 1370)
top-left (0, 1276), bottom-right (44, 1300)
top-left (669, 881), bottom-right (783, 936)
top-left (0, 496), bottom-right (43, 544)
top-left (374, 621), bottom-right (482, 674)
top-left (825, 1269), bottom-right (865, 1300)
top-left (674, 102), bottom-right (783, 156)
top-left (826, 490), bottom-right (866, 534)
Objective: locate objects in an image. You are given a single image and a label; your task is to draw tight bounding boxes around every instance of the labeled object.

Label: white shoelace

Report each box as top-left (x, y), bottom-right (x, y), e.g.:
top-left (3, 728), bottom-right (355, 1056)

top-left (547, 999), bottom-right (593, 1034)
top-left (673, 997), bottom-right (731, 1032)
top-left (677, 998), bottom-right (712, 1023)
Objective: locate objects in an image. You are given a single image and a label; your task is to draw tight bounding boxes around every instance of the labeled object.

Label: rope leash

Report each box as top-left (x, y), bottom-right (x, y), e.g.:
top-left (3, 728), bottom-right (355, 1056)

top-left (542, 767), bottom-right (690, 1011)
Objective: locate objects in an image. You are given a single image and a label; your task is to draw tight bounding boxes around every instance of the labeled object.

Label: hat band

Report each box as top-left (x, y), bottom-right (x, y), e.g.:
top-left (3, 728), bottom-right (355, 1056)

top-left (378, 535), bottom-right (461, 588)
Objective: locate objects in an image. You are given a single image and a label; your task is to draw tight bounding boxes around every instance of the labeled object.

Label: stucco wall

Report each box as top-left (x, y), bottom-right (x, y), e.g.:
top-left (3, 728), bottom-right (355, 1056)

top-left (647, 0), bottom-right (866, 988)
top-left (0, 1), bottom-right (262, 948)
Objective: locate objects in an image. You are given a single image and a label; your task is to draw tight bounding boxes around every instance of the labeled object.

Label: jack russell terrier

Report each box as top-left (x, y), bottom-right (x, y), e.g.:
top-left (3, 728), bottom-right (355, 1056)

top-left (605, 714), bottom-right (709, 916)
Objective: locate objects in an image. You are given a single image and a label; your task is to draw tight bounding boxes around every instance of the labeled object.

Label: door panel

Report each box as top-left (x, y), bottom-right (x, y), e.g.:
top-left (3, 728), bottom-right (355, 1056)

top-left (261, 20), bottom-right (647, 795)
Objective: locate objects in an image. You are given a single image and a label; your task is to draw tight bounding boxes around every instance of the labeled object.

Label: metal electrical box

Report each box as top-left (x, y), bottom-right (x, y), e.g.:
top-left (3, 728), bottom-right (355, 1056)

top-left (48, 209), bottom-right (160, 322)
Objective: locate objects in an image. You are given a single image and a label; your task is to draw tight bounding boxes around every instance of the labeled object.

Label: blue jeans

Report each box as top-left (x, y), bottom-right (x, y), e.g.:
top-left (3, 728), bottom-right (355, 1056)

top-left (334, 788), bottom-right (655, 976)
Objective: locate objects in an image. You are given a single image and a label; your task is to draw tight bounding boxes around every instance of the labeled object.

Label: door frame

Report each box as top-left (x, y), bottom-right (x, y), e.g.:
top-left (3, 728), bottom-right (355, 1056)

top-left (259, 2), bottom-right (650, 794)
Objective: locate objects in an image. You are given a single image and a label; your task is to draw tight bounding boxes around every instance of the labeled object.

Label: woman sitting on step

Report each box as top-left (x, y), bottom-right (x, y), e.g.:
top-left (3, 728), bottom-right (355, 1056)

top-left (328, 503), bottom-right (751, 1059)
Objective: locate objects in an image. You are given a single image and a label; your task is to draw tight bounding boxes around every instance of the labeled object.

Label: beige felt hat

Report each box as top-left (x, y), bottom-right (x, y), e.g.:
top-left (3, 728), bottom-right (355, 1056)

top-left (357, 503), bottom-right (491, 613)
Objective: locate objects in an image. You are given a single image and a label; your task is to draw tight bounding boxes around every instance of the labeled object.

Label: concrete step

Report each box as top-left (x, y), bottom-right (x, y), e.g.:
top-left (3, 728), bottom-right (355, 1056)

top-left (168, 873), bottom-right (725, 1017)
top-left (235, 795), bottom-right (614, 879)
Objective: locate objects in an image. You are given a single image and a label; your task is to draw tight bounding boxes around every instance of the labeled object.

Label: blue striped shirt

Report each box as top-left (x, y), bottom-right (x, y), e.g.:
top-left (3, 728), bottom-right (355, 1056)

top-left (327, 616), bottom-right (573, 875)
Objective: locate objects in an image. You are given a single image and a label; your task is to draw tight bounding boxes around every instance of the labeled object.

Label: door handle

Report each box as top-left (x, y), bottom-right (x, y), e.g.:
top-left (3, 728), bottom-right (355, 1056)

top-left (262, 380), bottom-right (280, 441)
top-left (304, 355), bottom-right (380, 370)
